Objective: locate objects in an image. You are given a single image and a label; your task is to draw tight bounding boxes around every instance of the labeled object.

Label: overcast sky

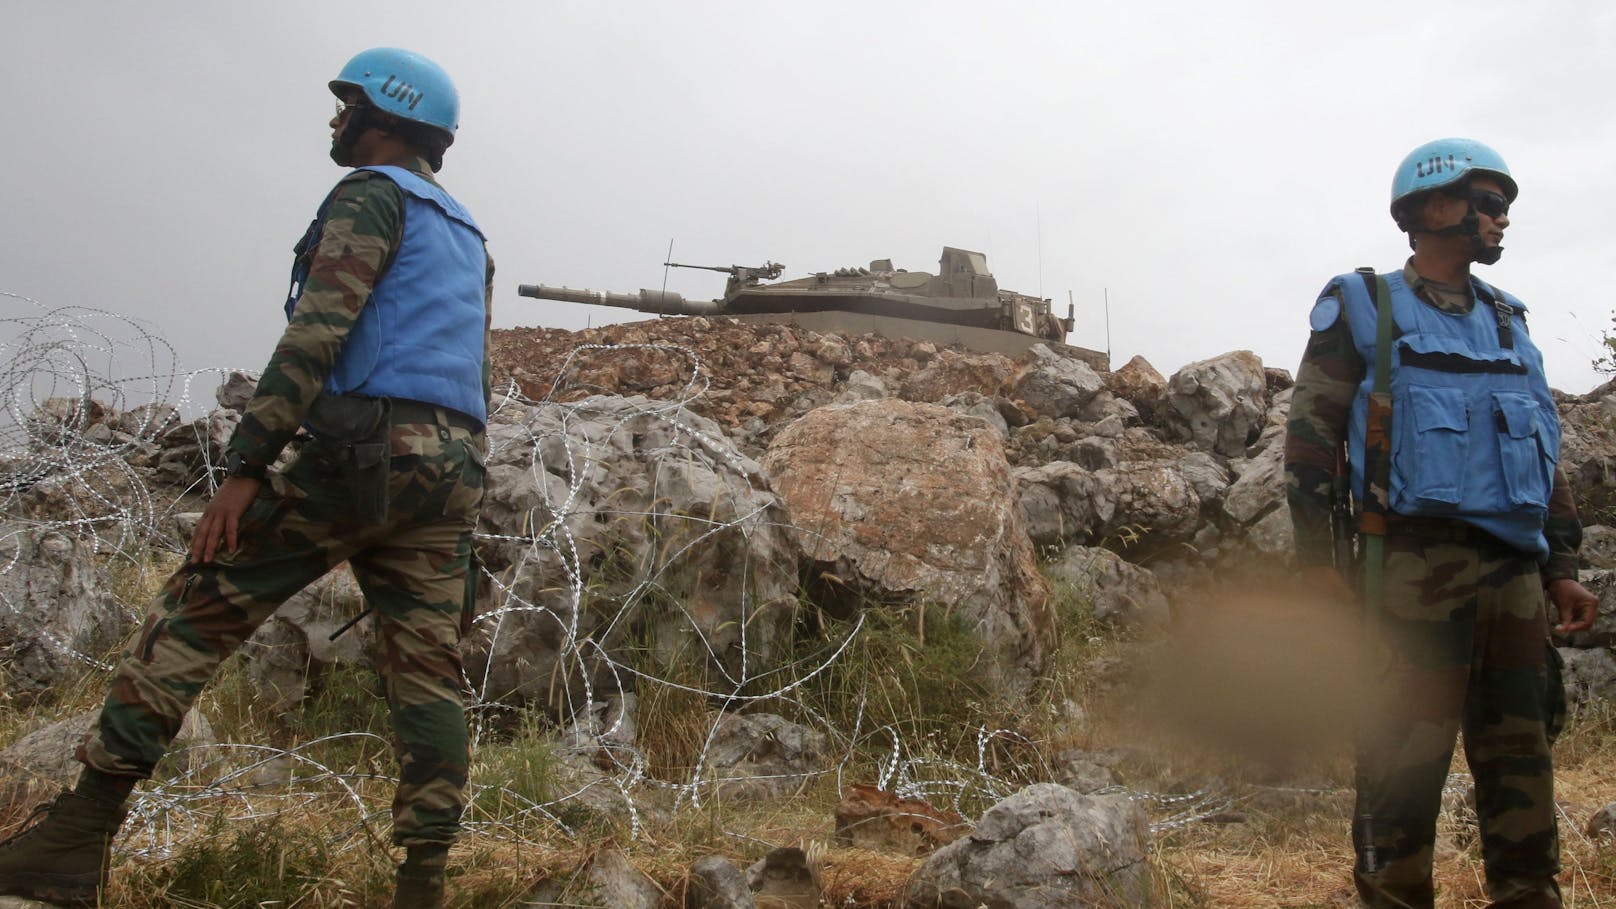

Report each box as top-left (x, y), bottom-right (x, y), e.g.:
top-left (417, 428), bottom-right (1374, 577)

top-left (5, 0), bottom-right (1616, 399)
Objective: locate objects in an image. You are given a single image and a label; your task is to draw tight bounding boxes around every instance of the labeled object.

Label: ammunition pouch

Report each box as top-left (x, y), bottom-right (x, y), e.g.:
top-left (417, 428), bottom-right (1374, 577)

top-left (306, 393), bottom-right (392, 526)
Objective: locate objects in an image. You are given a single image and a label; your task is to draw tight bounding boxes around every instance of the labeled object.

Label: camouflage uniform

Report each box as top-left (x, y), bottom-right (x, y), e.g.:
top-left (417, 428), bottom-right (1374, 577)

top-left (1285, 261), bottom-right (1576, 908)
top-left (78, 157), bottom-right (492, 847)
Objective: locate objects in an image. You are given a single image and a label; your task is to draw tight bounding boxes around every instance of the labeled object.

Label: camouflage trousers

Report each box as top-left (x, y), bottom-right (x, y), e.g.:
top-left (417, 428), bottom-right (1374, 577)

top-left (78, 407), bottom-right (486, 847)
top-left (1353, 529), bottom-right (1563, 909)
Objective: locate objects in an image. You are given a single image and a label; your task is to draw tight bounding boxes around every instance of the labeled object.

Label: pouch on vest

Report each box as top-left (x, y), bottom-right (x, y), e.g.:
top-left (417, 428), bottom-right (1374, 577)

top-left (306, 394), bottom-right (392, 526)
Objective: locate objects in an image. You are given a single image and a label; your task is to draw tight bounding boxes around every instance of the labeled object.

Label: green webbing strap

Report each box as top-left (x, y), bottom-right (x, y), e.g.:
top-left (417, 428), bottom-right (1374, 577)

top-left (1352, 267), bottom-right (1395, 876)
top-left (1357, 267), bottom-right (1395, 622)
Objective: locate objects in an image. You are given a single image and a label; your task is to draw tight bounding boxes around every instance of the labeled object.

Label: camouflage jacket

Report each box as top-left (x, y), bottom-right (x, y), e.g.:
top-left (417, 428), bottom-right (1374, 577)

top-left (1283, 260), bottom-right (1581, 583)
top-left (226, 156), bottom-right (494, 468)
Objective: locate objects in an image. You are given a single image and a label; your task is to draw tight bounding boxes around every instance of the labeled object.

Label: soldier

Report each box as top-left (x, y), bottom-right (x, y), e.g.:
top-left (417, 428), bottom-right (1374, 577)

top-left (0, 47), bottom-right (491, 909)
top-left (1284, 137), bottom-right (1598, 908)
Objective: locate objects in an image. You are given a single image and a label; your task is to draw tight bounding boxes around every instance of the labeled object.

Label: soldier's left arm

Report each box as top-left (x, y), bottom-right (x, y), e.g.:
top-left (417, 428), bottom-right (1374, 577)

top-left (1544, 467), bottom-right (1597, 634)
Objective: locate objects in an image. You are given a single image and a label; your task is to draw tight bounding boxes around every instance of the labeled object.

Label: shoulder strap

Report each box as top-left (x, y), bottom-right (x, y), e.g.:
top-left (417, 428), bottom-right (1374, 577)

top-left (1471, 281), bottom-right (1516, 349)
top-left (1354, 267), bottom-right (1392, 624)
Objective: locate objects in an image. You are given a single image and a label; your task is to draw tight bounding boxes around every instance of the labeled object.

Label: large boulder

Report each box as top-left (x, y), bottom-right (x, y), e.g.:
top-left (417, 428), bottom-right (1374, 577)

top-left (465, 395), bottom-right (800, 713)
top-left (1010, 344), bottom-right (1105, 420)
top-left (1014, 437), bottom-right (1200, 552)
top-left (762, 399), bottom-right (1055, 693)
top-left (0, 529), bottom-right (133, 702)
top-left (903, 783), bottom-right (1154, 909)
top-left (1105, 356), bottom-right (1167, 422)
top-left (1161, 351), bottom-right (1268, 458)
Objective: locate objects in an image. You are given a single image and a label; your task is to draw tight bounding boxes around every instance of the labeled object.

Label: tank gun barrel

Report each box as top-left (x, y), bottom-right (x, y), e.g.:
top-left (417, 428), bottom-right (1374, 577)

top-left (517, 284), bottom-right (722, 316)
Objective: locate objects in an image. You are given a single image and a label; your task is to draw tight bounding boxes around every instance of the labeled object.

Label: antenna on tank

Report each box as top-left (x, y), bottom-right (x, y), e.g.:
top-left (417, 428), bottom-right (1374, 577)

top-left (660, 238), bottom-right (675, 320)
top-left (1036, 205), bottom-right (1044, 300)
top-left (1104, 288), bottom-right (1112, 364)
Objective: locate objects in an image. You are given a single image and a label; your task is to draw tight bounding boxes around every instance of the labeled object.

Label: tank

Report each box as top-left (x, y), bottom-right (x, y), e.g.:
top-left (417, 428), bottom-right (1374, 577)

top-left (518, 247), bottom-right (1090, 360)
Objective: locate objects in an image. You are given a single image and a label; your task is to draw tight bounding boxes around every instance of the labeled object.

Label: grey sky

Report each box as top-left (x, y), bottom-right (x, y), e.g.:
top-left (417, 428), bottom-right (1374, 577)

top-left (5, 0), bottom-right (1615, 397)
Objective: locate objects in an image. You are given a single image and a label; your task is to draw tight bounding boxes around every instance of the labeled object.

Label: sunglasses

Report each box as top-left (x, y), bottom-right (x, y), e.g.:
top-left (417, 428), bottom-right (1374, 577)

top-left (334, 97), bottom-right (366, 118)
top-left (1469, 189), bottom-right (1510, 219)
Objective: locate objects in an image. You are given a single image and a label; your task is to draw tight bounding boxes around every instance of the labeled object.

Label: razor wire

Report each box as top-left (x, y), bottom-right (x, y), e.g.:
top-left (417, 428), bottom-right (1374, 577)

top-left (0, 299), bottom-right (1394, 860)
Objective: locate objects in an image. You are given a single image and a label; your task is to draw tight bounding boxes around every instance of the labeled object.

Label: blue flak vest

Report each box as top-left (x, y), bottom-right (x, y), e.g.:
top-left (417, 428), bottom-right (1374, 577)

top-left (1329, 269), bottom-right (1561, 559)
top-left (286, 165), bottom-right (488, 427)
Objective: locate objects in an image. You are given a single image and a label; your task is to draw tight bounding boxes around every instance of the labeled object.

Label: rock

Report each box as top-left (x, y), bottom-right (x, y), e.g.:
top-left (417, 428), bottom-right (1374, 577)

top-left (238, 566), bottom-right (376, 710)
top-left (153, 409), bottom-right (240, 488)
top-left (903, 783), bottom-right (1154, 909)
top-left (523, 847), bottom-right (660, 909)
top-left (465, 395), bottom-right (800, 713)
top-left (214, 371), bottom-right (259, 412)
top-left (1559, 646), bottom-right (1616, 706)
top-left (1222, 437), bottom-right (1293, 560)
top-left (1010, 344), bottom-right (1105, 420)
top-left (1105, 356), bottom-right (1167, 420)
top-left (1555, 396), bottom-right (1616, 523)
top-left (0, 530), bottom-right (134, 702)
top-left (939, 392), bottom-right (1009, 439)
top-left (833, 369), bottom-right (889, 404)
top-left (701, 713), bottom-right (827, 800)
top-left (1048, 750), bottom-right (1120, 794)
top-left (685, 854), bottom-right (757, 909)
top-left (1077, 391), bottom-right (1140, 426)
top-left (1161, 350), bottom-right (1268, 458)
top-left (0, 896), bottom-right (58, 909)
top-left (1178, 452), bottom-right (1232, 509)
top-left (834, 783), bottom-right (968, 854)
top-left (899, 350), bottom-right (1017, 404)
top-left (1014, 450), bottom-right (1199, 551)
top-left (111, 402), bottom-right (181, 439)
top-left (1045, 545), bottom-right (1171, 627)
top-left (763, 399), bottom-right (1055, 693)
top-left (1, 709), bottom-right (214, 784)
top-left (1582, 525), bottom-right (1616, 570)
top-left (747, 847), bottom-right (822, 909)
top-left (1586, 802), bottom-right (1616, 841)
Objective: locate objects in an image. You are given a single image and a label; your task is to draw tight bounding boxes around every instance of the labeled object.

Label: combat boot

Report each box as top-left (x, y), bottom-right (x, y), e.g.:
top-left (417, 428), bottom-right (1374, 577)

top-left (0, 791), bottom-right (127, 908)
top-left (393, 844), bottom-right (448, 909)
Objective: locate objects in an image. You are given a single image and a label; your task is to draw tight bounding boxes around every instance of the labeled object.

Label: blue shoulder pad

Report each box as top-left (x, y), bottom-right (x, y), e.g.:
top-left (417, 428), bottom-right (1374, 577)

top-left (1309, 291), bottom-right (1342, 332)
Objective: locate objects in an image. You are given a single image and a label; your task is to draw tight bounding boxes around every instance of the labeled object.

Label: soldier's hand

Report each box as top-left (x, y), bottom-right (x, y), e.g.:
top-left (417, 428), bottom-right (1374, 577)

top-left (189, 477), bottom-right (262, 564)
top-left (1547, 578), bottom-right (1598, 636)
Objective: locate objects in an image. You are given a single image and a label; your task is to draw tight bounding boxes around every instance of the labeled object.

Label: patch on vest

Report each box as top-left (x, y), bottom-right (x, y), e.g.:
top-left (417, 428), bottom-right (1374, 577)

top-left (1309, 295), bottom-right (1342, 332)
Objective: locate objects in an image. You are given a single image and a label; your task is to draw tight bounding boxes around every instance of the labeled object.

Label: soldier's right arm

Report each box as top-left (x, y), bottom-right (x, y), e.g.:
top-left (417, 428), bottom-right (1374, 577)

top-left (1284, 295), bottom-right (1364, 569)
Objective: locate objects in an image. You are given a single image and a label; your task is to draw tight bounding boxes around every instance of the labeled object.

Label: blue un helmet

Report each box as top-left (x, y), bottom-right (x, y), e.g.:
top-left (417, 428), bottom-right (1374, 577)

top-left (1389, 137), bottom-right (1517, 226)
top-left (330, 47), bottom-right (459, 138)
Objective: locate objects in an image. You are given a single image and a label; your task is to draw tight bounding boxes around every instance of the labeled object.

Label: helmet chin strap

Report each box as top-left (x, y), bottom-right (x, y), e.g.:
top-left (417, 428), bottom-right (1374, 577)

top-left (1422, 205), bottom-right (1505, 265)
